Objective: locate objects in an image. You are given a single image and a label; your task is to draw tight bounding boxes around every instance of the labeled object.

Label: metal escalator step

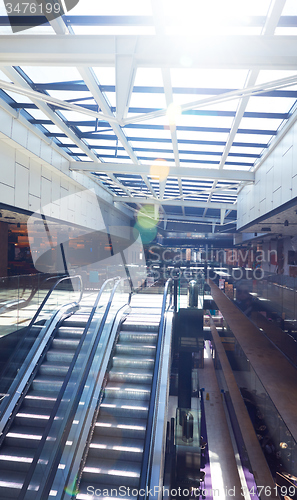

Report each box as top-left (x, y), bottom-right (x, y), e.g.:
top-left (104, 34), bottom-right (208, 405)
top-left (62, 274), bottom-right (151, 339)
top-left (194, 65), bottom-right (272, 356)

top-left (32, 375), bottom-right (64, 392)
top-left (119, 332), bottom-right (157, 344)
top-left (108, 369), bottom-right (152, 385)
top-left (61, 317), bottom-right (88, 328)
top-left (52, 338), bottom-right (80, 350)
top-left (0, 470), bottom-right (26, 498)
top-left (99, 398), bottom-right (148, 419)
top-left (23, 391), bottom-right (57, 410)
top-left (4, 425), bottom-right (44, 449)
top-left (46, 350), bottom-right (74, 363)
top-left (115, 344), bottom-right (156, 356)
top-left (82, 457), bottom-right (140, 487)
top-left (55, 326), bottom-right (85, 339)
top-left (38, 361), bottom-right (70, 378)
top-left (104, 382), bottom-right (151, 401)
top-left (121, 322), bottom-right (159, 333)
top-left (88, 435), bottom-right (143, 462)
top-left (0, 445), bottom-right (36, 472)
top-left (112, 356), bottom-right (154, 370)
top-left (14, 407), bottom-right (50, 428)
top-left (94, 416), bottom-right (146, 439)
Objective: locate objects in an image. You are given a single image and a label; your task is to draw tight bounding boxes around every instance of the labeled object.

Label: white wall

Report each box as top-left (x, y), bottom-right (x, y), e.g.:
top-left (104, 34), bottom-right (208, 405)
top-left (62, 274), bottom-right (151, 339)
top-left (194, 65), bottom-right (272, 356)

top-left (0, 100), bottom-right (132, 236)
top-left (237, 117), bottom-right (297, 229)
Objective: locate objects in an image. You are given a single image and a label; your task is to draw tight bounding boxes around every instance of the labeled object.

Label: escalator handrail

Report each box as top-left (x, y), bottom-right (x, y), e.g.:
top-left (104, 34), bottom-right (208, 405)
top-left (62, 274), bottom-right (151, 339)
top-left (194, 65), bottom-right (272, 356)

top-left (20, 276), bottom-right (132, 500)
top-left (138, 278), bottom-right (173, 497)
top-left (27, 273), bottom-right (83, 329)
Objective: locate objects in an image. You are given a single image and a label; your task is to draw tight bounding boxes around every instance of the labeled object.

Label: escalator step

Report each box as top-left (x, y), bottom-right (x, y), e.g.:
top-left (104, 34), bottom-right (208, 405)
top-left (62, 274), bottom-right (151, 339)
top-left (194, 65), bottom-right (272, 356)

top-left (112, 356), bottom-right (154, 370)
top-left (46, 350), bottom-right (74, 363)
top-left (88, 435), bottom-right (143, 462)
top-left (118, 332), bottom-right (157, 344)
top-left (38, 362), bottom-right (70, 378)
top-left (5, 425), bottom-right (43, 449)
top-left (0, 445), bottom-right (36, 472)
top-left (104, 382), bottom-right (151, 401)
top-left (94, 416), bottom-right (146, 439)
top-left (14, 407), bottom-right (50, 428)
top-left (115, 344), bottom-right (156, 356)
top-left (108, 369), bottom-right (152, 385)
top-left (99, 398), bottom-right (148, 419)
top-left (23, 391), bottom-right (57, 410)
top-left (121, 322), bottom-right (159, 333)
top-left (32, 375), bottom-right (64, 392)
top-left (82, 457), bottom-right (140, 487)
top-left (52, 338), bottom-right (80, 350)
top-left (55, 327), bottom-right (85, 339)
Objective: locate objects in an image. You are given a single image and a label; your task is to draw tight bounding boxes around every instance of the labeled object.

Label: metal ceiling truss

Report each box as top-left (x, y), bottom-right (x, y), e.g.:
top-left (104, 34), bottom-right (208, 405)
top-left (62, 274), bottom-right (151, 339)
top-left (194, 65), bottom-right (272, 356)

top-left (0, 0), bottom-right (295, 222)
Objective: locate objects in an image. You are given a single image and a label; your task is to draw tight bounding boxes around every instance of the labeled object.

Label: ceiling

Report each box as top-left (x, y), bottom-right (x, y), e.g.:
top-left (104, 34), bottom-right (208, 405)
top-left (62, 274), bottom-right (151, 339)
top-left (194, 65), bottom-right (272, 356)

top-left (0, 0), bottom-right (297, 234)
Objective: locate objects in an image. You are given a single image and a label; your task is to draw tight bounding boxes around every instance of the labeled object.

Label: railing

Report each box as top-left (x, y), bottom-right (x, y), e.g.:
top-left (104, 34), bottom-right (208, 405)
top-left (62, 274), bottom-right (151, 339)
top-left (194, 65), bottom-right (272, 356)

top-left (0, 275), bottom-right (83, 428)
top-left (138, 278), bottom-right (174, 499)
top-left (19, 276), bottom-right (132, 500)
top-left (0, 273), bottom-right (67, 337)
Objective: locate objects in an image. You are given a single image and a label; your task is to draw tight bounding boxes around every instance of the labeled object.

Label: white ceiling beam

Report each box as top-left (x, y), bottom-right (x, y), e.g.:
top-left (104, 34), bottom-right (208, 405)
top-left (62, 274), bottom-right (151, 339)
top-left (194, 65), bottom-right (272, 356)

top-left (70, 161), bottom-right (254, 182)
top-left (77, 67), bottom-right (156, 199)
top-left (1, 67), bottom-right (99, 162)
top-left (116, 53), bottom-right (136, 122)
top-left (113, 197), bottom-right (236, 210)
top-left (1, 35), bottom-right (297, 69)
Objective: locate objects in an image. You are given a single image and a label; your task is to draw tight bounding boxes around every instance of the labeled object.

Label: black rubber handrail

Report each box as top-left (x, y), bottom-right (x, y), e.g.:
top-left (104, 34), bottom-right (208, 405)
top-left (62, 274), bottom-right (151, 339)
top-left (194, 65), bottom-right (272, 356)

top-left (18, 276), bottom-right (132, 500)
top-left (27, 274), bottom-right (83, 329)
top-left (138, 278), bottom-right (173, 499)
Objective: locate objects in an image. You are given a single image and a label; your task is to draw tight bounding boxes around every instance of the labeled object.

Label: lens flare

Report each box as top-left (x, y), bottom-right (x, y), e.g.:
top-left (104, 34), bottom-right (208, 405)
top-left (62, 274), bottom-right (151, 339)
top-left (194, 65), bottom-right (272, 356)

top-left (150, 159), bottom-right (169, 182)
top-left (166, 102), bottom-right (182, 126)
top-left (133, 224), bottom-right (157, 245)
top-left (137, 205), bottom-right (159, 229)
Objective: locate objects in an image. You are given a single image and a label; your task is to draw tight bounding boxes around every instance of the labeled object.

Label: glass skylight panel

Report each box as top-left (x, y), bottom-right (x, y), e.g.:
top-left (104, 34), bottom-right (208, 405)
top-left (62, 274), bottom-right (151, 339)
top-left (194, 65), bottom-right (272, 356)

top-left (281, 0), bottom-right (297, 15)
top-left (177, 131), bottom-right (229, 142)
top-left (125, 128), bottom-right (172, 140)
top-left (21, 67), bottom-right (82, 84)
top-left (92, 68), bottom-right (115, 86)
top-left (239, 117), bottom-right (283, 132)
top-left (137, 151), bottom-right (175, 160)
top-left (129, 92), bottom-right (167, 110)
top-left (86, 139), bottom-right (117, 148)
top-left (177, 114), bottom-right (234, 129)
top-left (178, 153), bottom-right (220, 163)
top-left (24, 109), bottom-right (50, 121)
top-left (134, 68), bottom-right (164, 88)
top-left (179, 143), bottom-right (224, 153)
top-left (229, 145), bottom-right (264, 155)
top-left (245, 96), bottom-right (296, 114)
top-left (234, 132), bottom-right (274, 143)
top-left (170, 68), bottom-right (248, 90)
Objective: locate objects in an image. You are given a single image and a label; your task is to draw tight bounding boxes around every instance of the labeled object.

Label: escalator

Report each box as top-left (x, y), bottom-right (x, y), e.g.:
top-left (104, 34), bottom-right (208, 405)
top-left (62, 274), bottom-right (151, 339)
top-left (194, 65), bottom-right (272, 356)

top-left (78, 312), bottom-right (161, 497)
top-left (0, 277), bottom-right (174, 499)
top-left (0, 306), bottom-right (91, 499)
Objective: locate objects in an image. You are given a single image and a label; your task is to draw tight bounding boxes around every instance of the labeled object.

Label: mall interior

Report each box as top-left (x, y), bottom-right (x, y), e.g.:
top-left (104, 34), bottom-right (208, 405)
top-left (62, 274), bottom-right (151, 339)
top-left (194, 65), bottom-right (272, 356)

top-left (0, 1), bottom-right (297, 499)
